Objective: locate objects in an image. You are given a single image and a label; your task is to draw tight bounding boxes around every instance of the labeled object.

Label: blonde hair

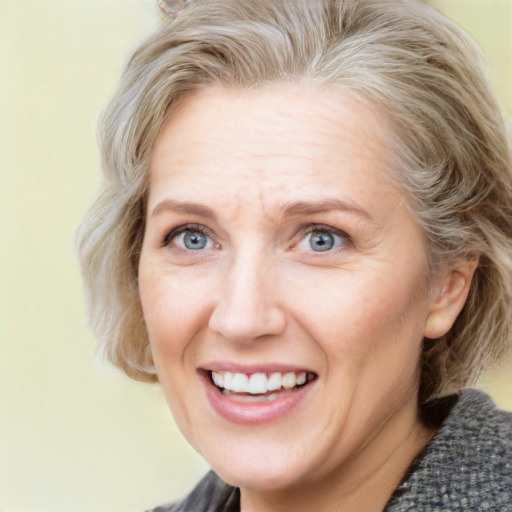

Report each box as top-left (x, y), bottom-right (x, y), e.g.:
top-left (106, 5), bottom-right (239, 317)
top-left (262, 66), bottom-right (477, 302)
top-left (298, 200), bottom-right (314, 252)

top-left (76, 0), bottom-right (512, 401)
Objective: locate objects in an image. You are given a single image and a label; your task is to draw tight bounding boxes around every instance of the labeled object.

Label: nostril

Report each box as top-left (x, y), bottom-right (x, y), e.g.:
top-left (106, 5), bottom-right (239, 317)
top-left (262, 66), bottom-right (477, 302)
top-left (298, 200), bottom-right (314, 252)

top-left (208, 300), bottom-right (286, 342)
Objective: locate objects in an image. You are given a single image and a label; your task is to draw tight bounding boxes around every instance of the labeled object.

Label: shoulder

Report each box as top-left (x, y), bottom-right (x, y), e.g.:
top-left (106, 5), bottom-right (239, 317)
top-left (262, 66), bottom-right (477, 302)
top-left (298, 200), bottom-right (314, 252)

top-left (146, 471), bottom-right (239, 512)
top-left (438, 388), bottom-right (512, 460)
top-left (386, 389), bottom-right (512, 511)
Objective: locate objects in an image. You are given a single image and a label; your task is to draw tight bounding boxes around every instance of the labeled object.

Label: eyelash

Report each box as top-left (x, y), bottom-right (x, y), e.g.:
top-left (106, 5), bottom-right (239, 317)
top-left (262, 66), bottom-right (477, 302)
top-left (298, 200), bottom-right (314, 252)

top-left (162, 223), bottom-right (216, 249)
top-left (161, 223), bottom-right (351, 252)
top-left (295, 224), bottom-right (351, 251)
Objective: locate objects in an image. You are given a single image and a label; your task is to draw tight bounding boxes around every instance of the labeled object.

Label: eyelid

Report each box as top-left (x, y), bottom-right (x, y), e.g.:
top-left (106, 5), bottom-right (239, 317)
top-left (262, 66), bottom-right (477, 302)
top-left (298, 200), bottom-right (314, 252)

top-left (299, 223), bottom-right (349, 239)
top-left (162, 223), bottom-right (216, 248)
top-left (160, 222), bottom-right (350, 252)
top-left (294, 223), bottom-right (351, 251)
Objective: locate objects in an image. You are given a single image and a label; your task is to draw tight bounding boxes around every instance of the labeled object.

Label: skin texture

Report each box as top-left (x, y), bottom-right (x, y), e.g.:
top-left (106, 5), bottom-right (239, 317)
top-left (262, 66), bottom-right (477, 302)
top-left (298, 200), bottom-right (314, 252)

top-left (138, 86), bottom-right (475, 511)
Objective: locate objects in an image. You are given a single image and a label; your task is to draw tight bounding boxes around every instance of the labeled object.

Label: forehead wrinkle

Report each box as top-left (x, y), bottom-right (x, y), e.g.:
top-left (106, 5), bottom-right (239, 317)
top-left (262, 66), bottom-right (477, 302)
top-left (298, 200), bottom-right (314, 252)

top-left (246, 150), bottom-right (327, 168)
top-left (241, 124), bottom-right (386, 175)
top-left (149, 86), bottom-right (398, 230)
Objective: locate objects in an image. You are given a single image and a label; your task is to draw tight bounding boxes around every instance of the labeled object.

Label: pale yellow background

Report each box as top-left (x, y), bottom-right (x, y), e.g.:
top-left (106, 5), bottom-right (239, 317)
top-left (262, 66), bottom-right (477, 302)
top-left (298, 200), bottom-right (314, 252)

top-left (0, 1), bottom-right (510, 511)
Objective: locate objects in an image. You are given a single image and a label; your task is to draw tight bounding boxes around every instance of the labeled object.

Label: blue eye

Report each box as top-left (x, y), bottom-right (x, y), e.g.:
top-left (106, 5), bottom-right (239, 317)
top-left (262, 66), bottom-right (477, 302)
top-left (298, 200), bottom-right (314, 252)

top-left (181, 229), bottom-right (208, 250)
top-left (308, 230), bottom-right (335, 252)
top-left (165, 226), bottom-right (214, 251)
top-left (296, 227), bottom-right (348, 253)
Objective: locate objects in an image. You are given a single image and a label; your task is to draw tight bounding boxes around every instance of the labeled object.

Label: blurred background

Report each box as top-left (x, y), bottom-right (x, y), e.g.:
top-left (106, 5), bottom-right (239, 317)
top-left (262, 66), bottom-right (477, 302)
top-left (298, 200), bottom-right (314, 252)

top-left (1, 1), bottom-right (510, 511)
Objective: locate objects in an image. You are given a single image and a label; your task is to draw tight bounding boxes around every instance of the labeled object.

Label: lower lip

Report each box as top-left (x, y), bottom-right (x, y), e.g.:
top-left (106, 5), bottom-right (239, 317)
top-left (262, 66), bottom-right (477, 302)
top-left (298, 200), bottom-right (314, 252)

top-left (201, 373), bottom-right (314, 425)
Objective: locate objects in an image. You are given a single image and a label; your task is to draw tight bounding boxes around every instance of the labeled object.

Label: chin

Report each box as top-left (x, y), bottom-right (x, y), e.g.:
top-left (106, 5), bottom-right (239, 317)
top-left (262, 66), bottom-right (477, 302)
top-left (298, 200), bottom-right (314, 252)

top-left (194, 435), bottom-right (308, 491)
top-left (214, 460), bottom-right (304, 491)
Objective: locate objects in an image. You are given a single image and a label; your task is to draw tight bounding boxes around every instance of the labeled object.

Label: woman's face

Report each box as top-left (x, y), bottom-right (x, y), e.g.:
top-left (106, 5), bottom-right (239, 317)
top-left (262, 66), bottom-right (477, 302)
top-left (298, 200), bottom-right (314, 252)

top-left (139, 86), bottom-right (435, 493)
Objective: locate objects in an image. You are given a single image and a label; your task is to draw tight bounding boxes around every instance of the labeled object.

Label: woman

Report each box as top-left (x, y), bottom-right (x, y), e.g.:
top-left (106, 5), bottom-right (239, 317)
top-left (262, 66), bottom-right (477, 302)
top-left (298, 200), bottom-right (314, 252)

top-left (76, 0), bottom-right (512, 510)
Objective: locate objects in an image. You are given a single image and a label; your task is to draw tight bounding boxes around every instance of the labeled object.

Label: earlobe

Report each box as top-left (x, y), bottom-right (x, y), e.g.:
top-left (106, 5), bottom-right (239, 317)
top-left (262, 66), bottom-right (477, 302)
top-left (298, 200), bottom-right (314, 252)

top-left (423, 256), bottom-right (478, 339)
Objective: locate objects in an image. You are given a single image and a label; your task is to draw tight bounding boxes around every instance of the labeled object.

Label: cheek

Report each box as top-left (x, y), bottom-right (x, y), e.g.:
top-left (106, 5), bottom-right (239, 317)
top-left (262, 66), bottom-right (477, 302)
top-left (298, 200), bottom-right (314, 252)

top-left (138, 266), bottom-right (208, 360)
top-left (137, 267), bottom-right (207, 430)
top-left (291, 268), bottom-right (428, 364)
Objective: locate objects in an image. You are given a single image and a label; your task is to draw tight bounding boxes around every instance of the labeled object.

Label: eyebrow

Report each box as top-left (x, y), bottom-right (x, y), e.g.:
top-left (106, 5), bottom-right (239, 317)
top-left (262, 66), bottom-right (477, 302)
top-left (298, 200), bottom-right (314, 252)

top-left (151, 199), bottom-right (217, 219)
top-left (150, 197), bottom-right (373, 222)
top-left (281, 198), bottom-right (374, 221)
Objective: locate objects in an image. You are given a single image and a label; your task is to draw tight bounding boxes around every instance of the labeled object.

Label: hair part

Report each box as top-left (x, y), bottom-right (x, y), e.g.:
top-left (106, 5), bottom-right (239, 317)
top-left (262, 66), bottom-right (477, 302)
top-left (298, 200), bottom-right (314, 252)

top-left (76, 0), bottom-right (512, 401)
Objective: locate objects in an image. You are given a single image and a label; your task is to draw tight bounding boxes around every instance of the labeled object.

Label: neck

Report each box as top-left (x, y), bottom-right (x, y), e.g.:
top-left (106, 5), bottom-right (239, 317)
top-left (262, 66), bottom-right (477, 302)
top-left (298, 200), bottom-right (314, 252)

top-left (240, 402), bottom-right (435, 512)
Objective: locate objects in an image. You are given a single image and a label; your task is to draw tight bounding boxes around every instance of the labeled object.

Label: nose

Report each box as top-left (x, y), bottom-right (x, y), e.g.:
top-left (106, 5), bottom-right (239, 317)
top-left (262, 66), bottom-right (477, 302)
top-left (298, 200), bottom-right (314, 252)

top-left (208, 252), bottom-right (287, 343)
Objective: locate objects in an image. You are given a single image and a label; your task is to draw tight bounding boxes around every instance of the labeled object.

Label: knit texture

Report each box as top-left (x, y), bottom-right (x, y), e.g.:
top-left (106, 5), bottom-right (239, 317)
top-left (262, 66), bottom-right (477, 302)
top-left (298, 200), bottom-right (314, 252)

top-left (385, 388), bottom-right (512, 511)
top-left (147, 389), bottom-right (512, 512)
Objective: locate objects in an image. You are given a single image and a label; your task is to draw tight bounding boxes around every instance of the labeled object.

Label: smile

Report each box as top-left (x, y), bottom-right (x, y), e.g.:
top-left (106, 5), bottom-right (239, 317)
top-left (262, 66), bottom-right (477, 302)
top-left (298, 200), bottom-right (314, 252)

top-left (202, 368), bottom-right (317, 424)
top-left (211, 370), bottom-right (314, 397)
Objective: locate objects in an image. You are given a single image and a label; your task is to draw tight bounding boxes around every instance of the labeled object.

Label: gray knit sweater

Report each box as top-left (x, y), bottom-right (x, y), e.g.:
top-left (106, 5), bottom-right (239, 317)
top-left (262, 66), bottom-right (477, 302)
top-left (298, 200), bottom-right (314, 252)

top-left (148, 389), bottom-right (512, 511)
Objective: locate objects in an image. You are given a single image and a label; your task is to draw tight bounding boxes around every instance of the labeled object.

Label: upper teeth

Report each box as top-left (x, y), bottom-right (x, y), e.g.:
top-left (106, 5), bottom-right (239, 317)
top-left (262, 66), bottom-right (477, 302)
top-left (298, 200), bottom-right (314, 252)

top-left (211, 370), bottom-right (308, 394)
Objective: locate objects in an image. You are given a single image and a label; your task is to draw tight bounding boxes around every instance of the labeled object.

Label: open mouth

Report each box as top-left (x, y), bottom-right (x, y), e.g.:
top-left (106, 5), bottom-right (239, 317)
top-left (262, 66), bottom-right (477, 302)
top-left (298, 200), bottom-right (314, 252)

top-left (208, 370), bottom-right (317, 402)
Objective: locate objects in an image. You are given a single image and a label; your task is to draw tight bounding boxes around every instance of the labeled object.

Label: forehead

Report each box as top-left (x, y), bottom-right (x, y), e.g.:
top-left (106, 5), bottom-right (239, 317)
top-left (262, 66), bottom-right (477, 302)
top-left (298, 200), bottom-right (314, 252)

top-left (148, 85), bottom-right (400, 217)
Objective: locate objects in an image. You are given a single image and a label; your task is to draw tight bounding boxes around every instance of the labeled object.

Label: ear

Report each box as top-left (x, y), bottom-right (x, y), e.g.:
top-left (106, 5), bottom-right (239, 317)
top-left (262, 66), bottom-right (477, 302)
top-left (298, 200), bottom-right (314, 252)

top-left (423, 256), bottom-right (478, 339)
